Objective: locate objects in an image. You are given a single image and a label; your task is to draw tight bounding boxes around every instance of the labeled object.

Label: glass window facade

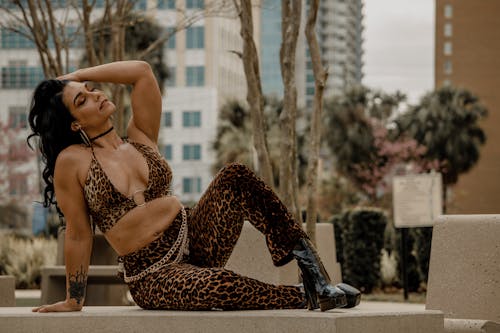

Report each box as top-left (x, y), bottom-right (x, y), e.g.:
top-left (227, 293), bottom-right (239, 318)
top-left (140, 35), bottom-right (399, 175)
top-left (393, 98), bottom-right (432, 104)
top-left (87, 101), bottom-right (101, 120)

top-left (165, 27), bottom-right (176, 49)
top-left (182, 177), bottom-right (202, 194)
top-left (186, 0), bottom-right (204, 9)
top-left (186, 26), bottom-right (204, 49)
top-left (1, 66), bottom-right (45, 89)
top-left (186, 66), bottom-right (205, 86)
top-left (158, 0), bottom-right (176, 9)
top-left (182, 144), bottom-right (201, 160)
top-left (260, 1), bottom-right (283, 97)
top-left (160, 144), bottom-right (173, 160)
top-left (1, 29), bottom-right (35, 49)
top-left (162, 111), bottom-right (172, 127)
top-left (182, 111), bottom-right (201, 127)
top-left (166, 66), bottom-right (176, 87)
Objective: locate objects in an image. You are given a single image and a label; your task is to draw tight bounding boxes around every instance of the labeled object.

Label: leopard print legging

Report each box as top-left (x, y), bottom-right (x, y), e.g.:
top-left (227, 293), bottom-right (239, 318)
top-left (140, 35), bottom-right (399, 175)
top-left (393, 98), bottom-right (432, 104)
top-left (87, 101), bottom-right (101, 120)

top-left (120, 163), bottom-right (307, 310)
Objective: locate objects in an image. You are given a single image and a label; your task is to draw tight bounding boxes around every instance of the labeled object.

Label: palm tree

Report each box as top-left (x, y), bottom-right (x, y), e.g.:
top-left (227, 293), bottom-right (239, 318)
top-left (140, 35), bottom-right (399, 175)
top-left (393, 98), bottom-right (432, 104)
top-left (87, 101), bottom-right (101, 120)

top-left (393, 86), bottom-right (488, 191)
top-left (213, 97), bottom-right (308, 187)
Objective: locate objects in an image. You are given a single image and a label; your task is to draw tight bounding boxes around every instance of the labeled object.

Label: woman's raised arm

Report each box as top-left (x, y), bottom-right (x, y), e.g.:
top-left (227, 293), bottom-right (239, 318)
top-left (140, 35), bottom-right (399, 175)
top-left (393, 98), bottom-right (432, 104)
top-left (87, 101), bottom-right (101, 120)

top-left (32, 148), bottom-right (93, 312)
top-left (58, 60), bottom-right (162, 144)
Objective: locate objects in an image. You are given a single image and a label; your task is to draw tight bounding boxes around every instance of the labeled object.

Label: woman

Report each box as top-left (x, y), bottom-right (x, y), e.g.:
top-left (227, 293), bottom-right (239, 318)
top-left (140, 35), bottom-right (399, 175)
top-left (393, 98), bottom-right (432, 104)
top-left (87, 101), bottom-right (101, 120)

top-left (28, 61), bottom-right (360, 312)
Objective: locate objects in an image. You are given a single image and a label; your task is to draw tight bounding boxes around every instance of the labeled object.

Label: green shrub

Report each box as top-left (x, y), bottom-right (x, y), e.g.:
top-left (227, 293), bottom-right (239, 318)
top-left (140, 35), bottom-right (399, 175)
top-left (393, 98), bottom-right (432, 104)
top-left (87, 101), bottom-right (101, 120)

top-left (0, 234), bottom-right (57, 289)
top-left (331, 207), bottom-right (387, 293)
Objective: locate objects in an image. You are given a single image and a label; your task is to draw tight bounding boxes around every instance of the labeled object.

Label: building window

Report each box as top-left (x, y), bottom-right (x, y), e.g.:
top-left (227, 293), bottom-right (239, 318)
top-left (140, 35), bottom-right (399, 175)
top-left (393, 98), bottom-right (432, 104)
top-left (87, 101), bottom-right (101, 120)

top-left (182, 177), bottom-right (202, 194)
top-left (186, 66), bottom-right (205, 86)
top-left (158, 0), bottom-right (176, 9)
top-left (444, 4), bottom-right (453, 18)
top-left (182, 111), bottom-right (201, 127)
top-left (160, 144), bottom-right (173, 160)
top-left (134, 0), bottom-right (147, 10)
top-left (1, 29), bottom-right (35, 49)
top-left (186, 26), bottom-right (204, 49)
top-left (444, 60), bottom-right (452, 75)
top-left (166, 66), bottom-right (176, 87)
top-left (186, 0), bottom-right (203, 9)
top-left (306, 86), bottom-right (315, 95)
top-left (444, 41), bottom-right (452, 56)
top-left (444, 23), bottom-right (452, 37)
top-left (182, 144), bottom-right (201, 160)
top-left (162, 111), bottom-right (172, 127)
top-left (1, 66), bottom-right (45, 89)
top-left (8, 106), bottom-right (28, 129)
top-left (165, 27), bottom-right (176, 49)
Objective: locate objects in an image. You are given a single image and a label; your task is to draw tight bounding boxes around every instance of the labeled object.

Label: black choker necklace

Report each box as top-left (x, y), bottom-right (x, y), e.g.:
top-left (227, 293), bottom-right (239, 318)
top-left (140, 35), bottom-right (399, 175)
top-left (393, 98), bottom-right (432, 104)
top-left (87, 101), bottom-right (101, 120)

top-left (89, 126), bottom-right (114, 142)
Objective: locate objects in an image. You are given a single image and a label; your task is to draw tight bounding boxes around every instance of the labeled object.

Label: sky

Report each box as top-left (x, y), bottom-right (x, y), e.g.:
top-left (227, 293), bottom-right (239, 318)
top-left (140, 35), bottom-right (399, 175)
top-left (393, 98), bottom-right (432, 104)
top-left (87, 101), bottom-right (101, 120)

top-left (363, 0), bottom-right (435, 104)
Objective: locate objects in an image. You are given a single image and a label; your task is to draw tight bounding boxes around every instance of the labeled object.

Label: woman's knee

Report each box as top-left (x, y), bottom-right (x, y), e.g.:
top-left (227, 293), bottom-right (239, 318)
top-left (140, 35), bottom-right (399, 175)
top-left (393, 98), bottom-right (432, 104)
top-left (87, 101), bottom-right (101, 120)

top-left (218, 162), bottom-right (254, 178)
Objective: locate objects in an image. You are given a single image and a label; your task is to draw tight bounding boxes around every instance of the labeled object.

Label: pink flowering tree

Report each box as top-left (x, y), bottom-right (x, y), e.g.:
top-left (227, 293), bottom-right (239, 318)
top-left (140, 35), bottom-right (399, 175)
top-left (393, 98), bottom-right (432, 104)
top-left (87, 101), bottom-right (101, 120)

top-left (0, 119), bottom-right (38, 230)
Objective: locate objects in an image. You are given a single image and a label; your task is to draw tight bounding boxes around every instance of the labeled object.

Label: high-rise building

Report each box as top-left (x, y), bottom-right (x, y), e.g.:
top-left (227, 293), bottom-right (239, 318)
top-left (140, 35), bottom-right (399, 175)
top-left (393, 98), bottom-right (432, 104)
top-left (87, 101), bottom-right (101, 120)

top-left (435, 0), bottom-right (500, 213)
top-left (306, 0), bottom-right (364, 106)
top-left (259, 0), bottom-right (364, 108)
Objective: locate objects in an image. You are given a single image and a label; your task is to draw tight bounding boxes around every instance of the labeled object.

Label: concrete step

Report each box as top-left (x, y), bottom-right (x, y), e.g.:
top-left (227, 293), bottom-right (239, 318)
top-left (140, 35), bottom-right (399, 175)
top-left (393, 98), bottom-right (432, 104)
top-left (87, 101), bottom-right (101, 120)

top-left (0, 301), bottom-right (443, 333)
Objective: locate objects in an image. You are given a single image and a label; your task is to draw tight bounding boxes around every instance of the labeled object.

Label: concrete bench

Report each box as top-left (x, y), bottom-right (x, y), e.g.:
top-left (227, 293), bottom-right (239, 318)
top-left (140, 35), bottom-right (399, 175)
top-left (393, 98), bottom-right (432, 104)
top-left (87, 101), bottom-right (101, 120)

top-left (444, 319), bottom-right (500, 333)
top-left (0, 276), bottom-right (15, 307)
top-left (0, 302), bottom-right (444, 333)
top-left (426, 215), bottom-right (500, 331)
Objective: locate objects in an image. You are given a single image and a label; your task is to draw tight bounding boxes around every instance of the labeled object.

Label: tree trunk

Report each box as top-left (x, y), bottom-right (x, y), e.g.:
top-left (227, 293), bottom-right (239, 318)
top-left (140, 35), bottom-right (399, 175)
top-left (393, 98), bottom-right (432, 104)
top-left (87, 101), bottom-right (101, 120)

top-left (304, 0), bottom-right (327, 244)
top-left (232, 0), bottom-right (274, 188)
top-left (109, 0), bottom-right (129, 136)
top-left (279, 0), bottom-right (302, 222)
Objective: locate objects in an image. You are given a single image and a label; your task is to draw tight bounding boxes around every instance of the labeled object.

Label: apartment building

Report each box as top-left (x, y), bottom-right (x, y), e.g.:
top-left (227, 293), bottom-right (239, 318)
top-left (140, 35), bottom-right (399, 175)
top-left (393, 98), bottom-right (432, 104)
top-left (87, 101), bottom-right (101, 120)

top-left (435, 0), bottom-right (500, 213)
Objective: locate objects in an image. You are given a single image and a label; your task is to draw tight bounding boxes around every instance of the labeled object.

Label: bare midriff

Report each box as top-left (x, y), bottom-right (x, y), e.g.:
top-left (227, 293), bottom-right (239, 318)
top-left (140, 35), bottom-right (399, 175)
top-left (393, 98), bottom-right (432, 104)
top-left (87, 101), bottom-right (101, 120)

top-left (104, 195), bottom-right (183, 256)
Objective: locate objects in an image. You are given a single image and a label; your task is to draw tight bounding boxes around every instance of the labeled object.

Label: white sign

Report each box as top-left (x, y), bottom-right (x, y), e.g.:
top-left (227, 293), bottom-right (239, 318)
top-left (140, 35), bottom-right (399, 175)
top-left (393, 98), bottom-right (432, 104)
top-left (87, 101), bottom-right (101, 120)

top-left (393, 173), bottom-right (443, 228)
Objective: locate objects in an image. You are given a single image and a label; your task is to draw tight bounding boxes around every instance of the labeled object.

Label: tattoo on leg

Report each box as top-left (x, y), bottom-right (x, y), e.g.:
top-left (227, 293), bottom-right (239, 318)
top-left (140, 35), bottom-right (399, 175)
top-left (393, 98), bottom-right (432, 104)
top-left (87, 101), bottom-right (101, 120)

top-left (68, 266), bottom-right (87, 304)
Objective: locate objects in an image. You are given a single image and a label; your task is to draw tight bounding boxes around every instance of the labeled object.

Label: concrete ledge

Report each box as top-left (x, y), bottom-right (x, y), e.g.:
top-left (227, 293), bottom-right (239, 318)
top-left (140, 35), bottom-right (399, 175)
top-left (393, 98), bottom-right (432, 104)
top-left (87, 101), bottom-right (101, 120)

top-left (0, 276), bottom-right (15, 307)
top-left (444, 319), bottom-right (500, 333)
top-left (0, 302), bottom-right (443, 333)
top-left (41, 266), bottom-right (130, 306)
top-left (426, 215), bottom-right (500, 322)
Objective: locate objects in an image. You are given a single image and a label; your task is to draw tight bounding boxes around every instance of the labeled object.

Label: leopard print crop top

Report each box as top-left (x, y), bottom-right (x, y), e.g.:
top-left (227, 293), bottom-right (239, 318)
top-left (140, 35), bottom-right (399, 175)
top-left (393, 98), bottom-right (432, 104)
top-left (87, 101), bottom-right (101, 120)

top-left (83, 139), bottom-right (172, 233)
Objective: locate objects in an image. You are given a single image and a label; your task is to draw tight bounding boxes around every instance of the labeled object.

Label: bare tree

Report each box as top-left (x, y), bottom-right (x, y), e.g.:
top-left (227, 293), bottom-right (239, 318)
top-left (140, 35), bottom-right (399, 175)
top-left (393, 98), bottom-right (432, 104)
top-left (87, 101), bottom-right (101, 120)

top-left (304, 0), bottom-right (327, 243)
top-left (279, 0), bottom-right (302, 222)
top-left (231, 0), bottom-right (274, 187)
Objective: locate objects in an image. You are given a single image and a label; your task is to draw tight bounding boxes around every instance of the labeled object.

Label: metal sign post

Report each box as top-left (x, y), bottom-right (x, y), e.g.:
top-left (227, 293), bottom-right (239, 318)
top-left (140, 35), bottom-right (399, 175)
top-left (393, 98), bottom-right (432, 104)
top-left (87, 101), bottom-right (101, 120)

top-left (393, 172), bottom-right (443, 301)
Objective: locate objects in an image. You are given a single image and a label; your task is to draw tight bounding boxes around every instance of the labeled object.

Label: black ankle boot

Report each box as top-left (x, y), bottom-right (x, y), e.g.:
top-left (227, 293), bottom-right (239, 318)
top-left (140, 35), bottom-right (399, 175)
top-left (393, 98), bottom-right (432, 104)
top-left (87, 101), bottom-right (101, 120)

top-left (293, 238), bottom-right (347, 311)
top-left (335, 283), bottom-right (361, 308)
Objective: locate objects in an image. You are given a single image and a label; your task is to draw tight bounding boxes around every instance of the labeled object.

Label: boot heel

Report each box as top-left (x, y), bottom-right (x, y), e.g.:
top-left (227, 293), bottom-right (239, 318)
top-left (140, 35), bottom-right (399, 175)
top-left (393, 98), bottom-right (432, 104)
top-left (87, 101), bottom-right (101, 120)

top-left (301, 273), bottom-right (319, 310)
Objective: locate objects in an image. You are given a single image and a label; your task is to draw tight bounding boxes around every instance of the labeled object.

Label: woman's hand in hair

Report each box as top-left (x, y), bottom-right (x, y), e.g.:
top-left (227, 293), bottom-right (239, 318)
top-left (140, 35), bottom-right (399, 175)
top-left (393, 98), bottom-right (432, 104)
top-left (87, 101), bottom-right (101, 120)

top-left (57, 71), bottom-right (81, 82)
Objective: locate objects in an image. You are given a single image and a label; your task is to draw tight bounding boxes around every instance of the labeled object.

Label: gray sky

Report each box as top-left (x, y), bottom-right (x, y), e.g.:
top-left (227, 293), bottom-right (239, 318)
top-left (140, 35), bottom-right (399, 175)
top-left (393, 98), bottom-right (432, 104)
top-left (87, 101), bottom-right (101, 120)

top-left (363, 0), bottom-right (435, 104)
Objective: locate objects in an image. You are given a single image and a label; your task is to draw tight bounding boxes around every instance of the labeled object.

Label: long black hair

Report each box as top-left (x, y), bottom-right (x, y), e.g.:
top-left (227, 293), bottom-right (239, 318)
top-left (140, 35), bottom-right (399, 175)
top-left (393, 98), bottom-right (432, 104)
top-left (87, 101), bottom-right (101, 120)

top-left (27, 79), bottom-right (83, 215)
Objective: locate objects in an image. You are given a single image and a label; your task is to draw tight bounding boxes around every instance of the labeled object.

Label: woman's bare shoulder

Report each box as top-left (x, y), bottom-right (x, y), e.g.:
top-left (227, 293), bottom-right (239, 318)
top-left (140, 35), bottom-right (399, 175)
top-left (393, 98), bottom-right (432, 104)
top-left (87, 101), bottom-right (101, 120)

top-left (55, 145), bottom-right (92, 183)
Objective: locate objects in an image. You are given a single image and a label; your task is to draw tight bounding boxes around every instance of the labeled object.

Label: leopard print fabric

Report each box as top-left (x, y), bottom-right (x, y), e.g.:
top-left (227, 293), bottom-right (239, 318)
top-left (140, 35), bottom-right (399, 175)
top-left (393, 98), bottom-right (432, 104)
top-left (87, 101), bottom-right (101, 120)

top-left (83, 139), bottom-right (172, 233)
top-left (119, 163), bottom-right (308, 310)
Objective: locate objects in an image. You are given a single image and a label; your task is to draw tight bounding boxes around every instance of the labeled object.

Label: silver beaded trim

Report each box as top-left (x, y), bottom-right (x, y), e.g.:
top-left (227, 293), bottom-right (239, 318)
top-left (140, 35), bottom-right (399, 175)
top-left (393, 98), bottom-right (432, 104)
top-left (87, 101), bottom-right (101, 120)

top-left (122, 206), bottom-right (189, 283)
